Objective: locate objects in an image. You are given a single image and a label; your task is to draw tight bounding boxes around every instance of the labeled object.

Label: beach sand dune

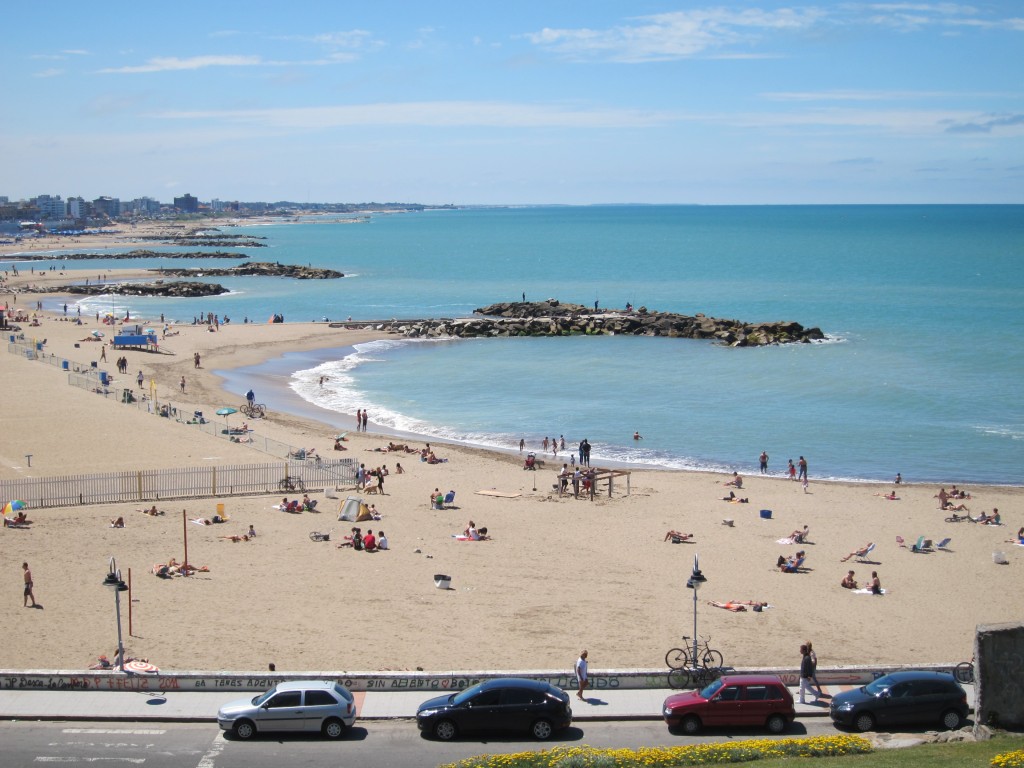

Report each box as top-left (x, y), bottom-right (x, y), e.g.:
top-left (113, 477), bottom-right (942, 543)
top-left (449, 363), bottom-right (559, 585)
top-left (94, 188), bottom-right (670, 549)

top-left (1, 272), bottom-right (1021, 673)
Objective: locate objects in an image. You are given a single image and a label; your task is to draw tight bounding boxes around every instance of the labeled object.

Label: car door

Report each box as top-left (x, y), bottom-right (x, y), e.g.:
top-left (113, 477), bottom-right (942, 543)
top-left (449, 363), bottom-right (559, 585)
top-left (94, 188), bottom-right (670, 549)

top-left (255, 690), bottom-right (304, 732)
top-left (457, 688), bottom-right (504, 735)
top-left (499, 687), bottom-right (538, 733)
top-left (876, 681), bottom-right (916, 726)
top-left (704, 683), bottom-right (744, 726)
top-left (302, 688), bottom-right (340, 732)
top-left (741, 684), bottom-right (773, 726)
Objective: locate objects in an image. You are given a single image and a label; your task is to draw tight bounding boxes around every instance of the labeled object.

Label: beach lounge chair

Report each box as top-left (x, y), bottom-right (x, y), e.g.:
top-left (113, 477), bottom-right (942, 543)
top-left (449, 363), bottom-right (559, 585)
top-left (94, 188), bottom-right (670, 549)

top-left (442, 490), bottom-right (456, 508)
top-left (910, 536), bottom-right (927, 553)
top-left (896, 535), bottom-right (906, 547)
top-left (854, 543), bottom-right (877, 562)
top-left (936, 537), bottom-right (952, 550)
top-left (782, 556), bottom-right (805, 573)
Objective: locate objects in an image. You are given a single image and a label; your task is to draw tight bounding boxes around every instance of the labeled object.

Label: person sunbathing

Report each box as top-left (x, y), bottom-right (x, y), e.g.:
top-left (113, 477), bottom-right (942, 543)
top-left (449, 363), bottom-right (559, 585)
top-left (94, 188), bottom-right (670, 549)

top-left (219, 534), bottom-right (251, 542)
top-left (840, 543), bottom-right (874, 562)
top-left (722, 491), bottom-right (750, 503)
top-left (110, 516), bottom-right (125, 528)
top-left (664, 530), bottom-right (694, 542)
top-left (840, 570), bottom-right (858, 589)
top-left (723, 472), bottom-right (743, 488)
top-left (789, 525), bottom-right (810, 543)
top-left (709, 600), bottom-right (768, 612)
top-left (139, 505), bottom-right (164, 516)
top-left (777, 551), bottom-right (805, 571)
top-left (301, 494), bottom-right (317, 511)
top-left (943, 500), bottom-right (970, 512)
top-left (980, 510), bottom-right (1001, 525)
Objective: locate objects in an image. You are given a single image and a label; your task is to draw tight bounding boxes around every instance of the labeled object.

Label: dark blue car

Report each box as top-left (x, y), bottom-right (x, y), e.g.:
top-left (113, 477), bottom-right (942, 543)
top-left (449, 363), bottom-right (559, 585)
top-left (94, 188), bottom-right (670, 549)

top-left (830, 670), bottom-right (968, 732)
top-left (416, 678), bottom-right (572, 741)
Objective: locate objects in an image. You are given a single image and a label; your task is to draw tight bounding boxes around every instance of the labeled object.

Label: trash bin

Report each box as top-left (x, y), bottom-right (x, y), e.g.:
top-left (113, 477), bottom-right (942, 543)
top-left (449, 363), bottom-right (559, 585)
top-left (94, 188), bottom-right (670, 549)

top-left (759, 509), bottom-right (772, 519)
top-left (99, 371), bottom-right (109, 385)
top-left (434, 574), bottom-right (452, 590)
top-left (62, 360), bottom-right (69, 370)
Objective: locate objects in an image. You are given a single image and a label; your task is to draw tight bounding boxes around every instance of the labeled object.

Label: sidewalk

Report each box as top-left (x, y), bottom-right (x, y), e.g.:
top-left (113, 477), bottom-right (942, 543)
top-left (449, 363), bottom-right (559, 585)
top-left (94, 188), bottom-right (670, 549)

top-left (0, 683), bottom-right (955, 723)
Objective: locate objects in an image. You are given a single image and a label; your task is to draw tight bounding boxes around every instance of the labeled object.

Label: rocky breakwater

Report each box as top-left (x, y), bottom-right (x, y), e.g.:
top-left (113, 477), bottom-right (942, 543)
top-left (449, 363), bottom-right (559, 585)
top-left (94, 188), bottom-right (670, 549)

top-left (150, 262), bottom-right (343, 279)
top-left (369, 300), bottom-right (825, 347)
top-left (57, 281), bottom-right (226, 298)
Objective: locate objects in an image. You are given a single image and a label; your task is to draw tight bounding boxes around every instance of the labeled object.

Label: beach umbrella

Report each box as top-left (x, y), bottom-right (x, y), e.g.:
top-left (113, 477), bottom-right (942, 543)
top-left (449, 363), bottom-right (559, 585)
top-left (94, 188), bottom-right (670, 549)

top-left (124, 660), bottom-right (159, 674)
top-left (91, 330), bottom-right (104, 338)
top-left (216, 407), bottom-right (238, 429)
top-left (2, 500), bottom-right (27, 518)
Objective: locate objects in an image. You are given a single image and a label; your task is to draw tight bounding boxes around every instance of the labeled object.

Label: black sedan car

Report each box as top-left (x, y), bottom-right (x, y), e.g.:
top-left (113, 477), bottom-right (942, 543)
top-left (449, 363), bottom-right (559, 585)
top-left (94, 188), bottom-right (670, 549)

top-left (417, 678), bottom-right (572, 740)
top-left (830, 670), bottom-right (968, 732)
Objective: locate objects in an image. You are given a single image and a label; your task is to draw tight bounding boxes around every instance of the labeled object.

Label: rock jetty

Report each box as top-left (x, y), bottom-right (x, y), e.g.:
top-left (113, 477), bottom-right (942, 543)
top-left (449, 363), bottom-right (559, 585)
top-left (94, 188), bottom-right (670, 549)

top-left (20, 249), bottom-right (243, 261)
top-left (57, 281), bottom-right (226, 298)
top-left (150, 262), bottom-right (343, 279)
top-left (339, 300), bottom-right (824, 347)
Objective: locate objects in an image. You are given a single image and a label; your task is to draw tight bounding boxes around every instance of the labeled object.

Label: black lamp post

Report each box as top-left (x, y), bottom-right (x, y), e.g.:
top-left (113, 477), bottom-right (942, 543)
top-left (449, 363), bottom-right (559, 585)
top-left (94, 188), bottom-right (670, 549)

top-left (102, 557), bottom-right (129, 672)
top-left (685, 555), bottom-right (707, 671)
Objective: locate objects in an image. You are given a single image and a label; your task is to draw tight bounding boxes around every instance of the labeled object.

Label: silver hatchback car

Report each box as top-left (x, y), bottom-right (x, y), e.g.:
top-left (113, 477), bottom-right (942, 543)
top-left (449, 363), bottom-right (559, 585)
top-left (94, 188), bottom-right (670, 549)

top-left (218, 680), bottom-right (356, 740)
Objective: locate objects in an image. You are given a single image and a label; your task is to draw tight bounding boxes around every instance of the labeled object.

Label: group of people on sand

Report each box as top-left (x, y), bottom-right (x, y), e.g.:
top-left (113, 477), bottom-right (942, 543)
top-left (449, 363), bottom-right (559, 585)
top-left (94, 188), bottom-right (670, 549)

top-left (4, 512), bottom-right (29, 527)
top-left (338, 527), bottom-right (388, 551)
top-left (278, 495), bottom-right (317, 512)
top-left (937, 486), bottom-right (972, 511)
top-left (455, 520), bottom-right (490, 541)
top-left (220, 525), bottom-right (257, 543)
top-left (839, 569), bottom-right (883, 594)
top-left (153, 558), bottom-right (209, 578)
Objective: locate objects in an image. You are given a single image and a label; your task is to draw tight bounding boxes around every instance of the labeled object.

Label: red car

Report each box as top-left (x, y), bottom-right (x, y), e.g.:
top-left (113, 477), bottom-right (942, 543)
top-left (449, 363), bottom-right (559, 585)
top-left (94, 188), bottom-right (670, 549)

top-left (663, 674), bottom-right (795, 734)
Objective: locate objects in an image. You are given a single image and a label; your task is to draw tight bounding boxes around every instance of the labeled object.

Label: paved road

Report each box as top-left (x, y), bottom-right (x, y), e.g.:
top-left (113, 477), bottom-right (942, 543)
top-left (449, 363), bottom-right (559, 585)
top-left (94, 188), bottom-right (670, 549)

top-left (1, 719), bottom-right (844, 768)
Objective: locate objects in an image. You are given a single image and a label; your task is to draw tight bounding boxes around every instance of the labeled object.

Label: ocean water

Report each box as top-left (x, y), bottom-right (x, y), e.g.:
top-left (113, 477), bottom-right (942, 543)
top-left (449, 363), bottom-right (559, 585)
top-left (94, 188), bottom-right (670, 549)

top-left (24, 205), bottom-right (1024, 484)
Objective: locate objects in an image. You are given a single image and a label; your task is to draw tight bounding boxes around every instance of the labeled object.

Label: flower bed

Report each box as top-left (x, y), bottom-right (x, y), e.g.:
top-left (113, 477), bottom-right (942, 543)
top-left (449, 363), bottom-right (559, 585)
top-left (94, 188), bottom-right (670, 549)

top-left (993, 749), bottom-right (1024, 768)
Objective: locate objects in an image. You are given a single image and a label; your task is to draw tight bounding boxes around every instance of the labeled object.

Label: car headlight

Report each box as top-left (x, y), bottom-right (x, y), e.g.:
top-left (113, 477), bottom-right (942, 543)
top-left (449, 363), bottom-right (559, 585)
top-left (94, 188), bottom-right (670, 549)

top-left (663, 706), bottom-right (673, 716)
top-left (418, 709), bottom-right (440, 718)
top-left (836, 702), bottom-right (855, 712)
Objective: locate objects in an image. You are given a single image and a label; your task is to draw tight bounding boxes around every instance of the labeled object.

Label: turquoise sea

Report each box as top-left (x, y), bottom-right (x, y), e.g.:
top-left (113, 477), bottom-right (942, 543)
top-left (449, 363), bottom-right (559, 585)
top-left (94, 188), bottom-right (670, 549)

top-left (24, 205), bottom-right (1024, 484)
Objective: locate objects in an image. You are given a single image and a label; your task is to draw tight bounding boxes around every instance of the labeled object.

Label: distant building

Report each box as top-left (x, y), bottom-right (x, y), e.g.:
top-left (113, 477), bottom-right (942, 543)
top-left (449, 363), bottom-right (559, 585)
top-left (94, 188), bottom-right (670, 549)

top-left (34, 195), bottom-right (67, 220)
top-left (67, 197), bottom-right (88, 219)
top-left (92, 196), bottom-right (121, 218)
top-left (173, 193), bottom-right (199, 213)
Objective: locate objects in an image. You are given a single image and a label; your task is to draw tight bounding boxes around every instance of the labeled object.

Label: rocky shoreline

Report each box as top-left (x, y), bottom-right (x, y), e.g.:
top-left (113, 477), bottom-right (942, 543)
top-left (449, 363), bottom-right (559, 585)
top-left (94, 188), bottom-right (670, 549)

top-left (335, 300), bottom-right (825, 347)
top-left (149, 262), bottom-right (343, 279)
top-left (58, 281), bottom-right (227, 298)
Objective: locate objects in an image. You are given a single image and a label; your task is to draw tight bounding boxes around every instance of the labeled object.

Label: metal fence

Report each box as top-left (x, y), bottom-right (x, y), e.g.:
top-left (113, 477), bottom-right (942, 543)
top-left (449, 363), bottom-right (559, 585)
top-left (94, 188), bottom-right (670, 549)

top-left (0, 459), bottom-right (356, 509)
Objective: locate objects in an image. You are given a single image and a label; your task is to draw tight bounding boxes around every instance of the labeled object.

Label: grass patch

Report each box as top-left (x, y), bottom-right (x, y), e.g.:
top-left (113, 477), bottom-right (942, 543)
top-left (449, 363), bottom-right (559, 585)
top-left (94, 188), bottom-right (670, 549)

top-left (751, 735), bottom-right (1023, 768)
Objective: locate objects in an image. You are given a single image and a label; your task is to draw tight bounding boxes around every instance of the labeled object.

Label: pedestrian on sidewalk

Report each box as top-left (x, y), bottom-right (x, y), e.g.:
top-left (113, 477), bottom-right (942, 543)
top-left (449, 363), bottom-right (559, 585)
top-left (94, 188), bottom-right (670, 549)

top-left (575, 650), bottom-right (589, 701)
top-left (806, 640), bottom-right (827, 698)
top-left (799, 644), bottom-right (818, 704)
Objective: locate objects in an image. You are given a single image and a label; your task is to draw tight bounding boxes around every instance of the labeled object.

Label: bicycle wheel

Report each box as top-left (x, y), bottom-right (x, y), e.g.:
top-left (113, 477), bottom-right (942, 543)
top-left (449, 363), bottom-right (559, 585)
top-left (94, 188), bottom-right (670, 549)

top-left (954, 661), bottom-right (974, 684)
top-left (255, 404), bottom-right (266, 418)
top-left (667, 668), bottom-right (690, 689)
top-left (701, 649), bottom-right (725, 669)
top-left (665, 648), bottom-right (690, 670)
top-left (278, 478), bottom-right (293, 492)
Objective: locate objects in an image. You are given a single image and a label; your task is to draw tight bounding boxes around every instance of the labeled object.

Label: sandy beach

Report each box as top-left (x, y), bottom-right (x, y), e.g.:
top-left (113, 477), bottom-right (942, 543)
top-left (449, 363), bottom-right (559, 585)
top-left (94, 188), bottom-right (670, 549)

top-left (1, 264), bottom-right (1022, 675)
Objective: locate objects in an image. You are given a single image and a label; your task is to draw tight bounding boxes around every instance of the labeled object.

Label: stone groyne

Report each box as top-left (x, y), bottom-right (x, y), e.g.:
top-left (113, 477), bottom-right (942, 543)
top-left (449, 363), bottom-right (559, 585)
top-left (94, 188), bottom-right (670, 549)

top-left (337, 300), bottom-right (825, 347)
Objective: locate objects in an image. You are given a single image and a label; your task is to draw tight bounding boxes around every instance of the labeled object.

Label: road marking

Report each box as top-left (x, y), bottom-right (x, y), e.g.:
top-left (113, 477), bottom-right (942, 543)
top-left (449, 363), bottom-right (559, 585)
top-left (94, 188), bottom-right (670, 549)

top-left (35, 759), bottom-right (146, 764)
top-left (195, 732), bottom-right (226, 768)
top-left (61, 730), bottom-right (165, 735)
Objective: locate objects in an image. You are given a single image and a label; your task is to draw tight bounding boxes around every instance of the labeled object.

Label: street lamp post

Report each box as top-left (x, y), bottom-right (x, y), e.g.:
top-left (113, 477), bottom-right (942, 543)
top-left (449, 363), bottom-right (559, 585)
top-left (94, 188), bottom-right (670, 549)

top-left (685, 555), bottom-right (707, 673)
top-left (103, 557), bottom-right (129, 672)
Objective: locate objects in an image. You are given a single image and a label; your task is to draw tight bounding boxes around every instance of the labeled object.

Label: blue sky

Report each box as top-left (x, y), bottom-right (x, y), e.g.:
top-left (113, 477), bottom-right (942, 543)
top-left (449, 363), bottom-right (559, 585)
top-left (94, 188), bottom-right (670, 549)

top-left (3, 2), bottom-right (1022, 205)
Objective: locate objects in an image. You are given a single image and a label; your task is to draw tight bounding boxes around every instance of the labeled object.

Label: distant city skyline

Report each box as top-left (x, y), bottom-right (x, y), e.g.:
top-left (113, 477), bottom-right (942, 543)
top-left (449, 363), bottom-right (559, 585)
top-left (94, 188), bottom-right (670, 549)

top-left (3, 2), bottom-right (1022, 205)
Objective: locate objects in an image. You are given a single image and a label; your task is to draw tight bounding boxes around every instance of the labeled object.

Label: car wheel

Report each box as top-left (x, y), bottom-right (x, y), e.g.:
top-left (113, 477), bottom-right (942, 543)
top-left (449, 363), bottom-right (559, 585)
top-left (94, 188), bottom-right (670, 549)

top-left (766, 714), bottom-right (787, 734)
top-left (322, 718), bottom-right (347, 739)
top-left (233, 719), bottom-right (257, 740)
top-left (681, 715), bottom-right (702, 735)
top-left (531, 719), bottom-right (554, 740)
top-left (854, 712), bottom-right (876, 732)
top-left (433, 719), bottom-right (458, 741)
top-left (942, 709), bottom-right (963, 730)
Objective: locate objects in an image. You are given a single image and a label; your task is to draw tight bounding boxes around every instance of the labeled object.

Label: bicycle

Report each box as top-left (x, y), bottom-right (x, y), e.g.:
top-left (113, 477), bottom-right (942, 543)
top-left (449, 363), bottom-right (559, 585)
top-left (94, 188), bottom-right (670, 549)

top-left (667, 664), bottom-right (724, 690)
top-left (278, 476), bottom-right (307, 493)
top-left (954, 659), bottom-right (975, 684)
top-left (665, 635), bottom-right (724, 670)
top-left (241, 401), bottom-right (266, 419)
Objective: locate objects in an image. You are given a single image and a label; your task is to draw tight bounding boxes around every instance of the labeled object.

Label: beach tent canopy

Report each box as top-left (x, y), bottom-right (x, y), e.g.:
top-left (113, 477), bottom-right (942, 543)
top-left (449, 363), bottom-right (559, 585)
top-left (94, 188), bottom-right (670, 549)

top-left (337, 496), bottom-right (369, 522)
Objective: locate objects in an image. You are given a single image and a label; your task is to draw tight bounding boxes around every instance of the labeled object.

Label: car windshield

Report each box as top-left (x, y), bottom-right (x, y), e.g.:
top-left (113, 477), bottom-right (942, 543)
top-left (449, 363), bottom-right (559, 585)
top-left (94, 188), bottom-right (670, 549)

top-left (699, 679), bottom-right (724, 699)
top-left (452, 683), bottom-right (484, 706)
top-left (253, 687), bottom-right (278, 706)
top-left (864, 675), bottom-right (895, 696)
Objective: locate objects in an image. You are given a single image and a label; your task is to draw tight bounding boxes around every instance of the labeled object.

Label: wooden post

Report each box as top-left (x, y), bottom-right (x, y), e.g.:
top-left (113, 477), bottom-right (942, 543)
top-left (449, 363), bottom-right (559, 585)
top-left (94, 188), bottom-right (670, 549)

top-left (183, 510), bottom-right (189, 577)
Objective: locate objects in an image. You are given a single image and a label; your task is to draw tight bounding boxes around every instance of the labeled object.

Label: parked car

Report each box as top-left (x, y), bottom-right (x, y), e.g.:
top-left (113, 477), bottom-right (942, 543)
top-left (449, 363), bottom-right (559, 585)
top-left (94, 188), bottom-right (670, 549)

top-left (662, 674), bottom-right (795, 735)
top-left (830, 670), bottom-right (968, 732)
top-left (217, 680), bottom-right (356, 740)
top-left (416, 678), bottom-right (572, 740)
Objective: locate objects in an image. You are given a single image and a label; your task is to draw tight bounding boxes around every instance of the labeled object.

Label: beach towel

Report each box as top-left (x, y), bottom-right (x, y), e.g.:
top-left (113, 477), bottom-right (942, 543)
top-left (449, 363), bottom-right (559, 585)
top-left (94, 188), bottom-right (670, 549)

top-left (777, 537), bottom-right (796, 545)
top-left (852, 588), bottom-right (887, 595)
top-left (474, 490), bottom-right (522, 498)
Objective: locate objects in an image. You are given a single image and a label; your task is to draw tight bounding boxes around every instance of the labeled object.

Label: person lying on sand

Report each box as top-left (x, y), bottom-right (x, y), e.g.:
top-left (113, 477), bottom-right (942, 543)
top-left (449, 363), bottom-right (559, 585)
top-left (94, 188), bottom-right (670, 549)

top-left (943, 500), bottom-right (970, 512)
top-left (840, 570), bottom-right (858, 589)
top-left (722, 491), bottom-right (750, 503)
top-left (219, 534), bottom-right (251, 542)
top-left (109, 517), bottom-right (125, 528)
top-left (874, 491), bottom-right (899, 500)
top-left (139, 505), bottom-right (165, 516)
top-left (708, 600), bottom-right (769, 612)
top-left (664, 530), bottom-right (694, 542)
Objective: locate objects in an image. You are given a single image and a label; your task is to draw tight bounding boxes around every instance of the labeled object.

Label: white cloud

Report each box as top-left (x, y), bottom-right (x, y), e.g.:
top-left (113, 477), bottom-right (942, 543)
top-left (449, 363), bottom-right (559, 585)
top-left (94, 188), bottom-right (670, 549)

top-left (99, 55), bottom-right (263, 74)
top-left (152, 101), bottom-right (679, 129)
top-left (33, 68), bottom-right (63, 78)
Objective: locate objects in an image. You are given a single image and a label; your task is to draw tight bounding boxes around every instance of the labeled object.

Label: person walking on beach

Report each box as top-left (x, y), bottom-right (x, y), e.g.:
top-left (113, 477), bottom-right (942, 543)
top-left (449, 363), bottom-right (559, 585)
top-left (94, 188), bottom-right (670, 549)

top-left (23, 562), bottom-right (35, 607)
top-left (137, 371), bottom-right (144, 389)
top-left (578, 439), bottom-right (585, 466)
top-left (799, 644), bottom-right (818, 704)
top-left (519, 438), bottom-right (525, 453)
top-left (179, 376), bottom-right (186, 393)
top-left (355, 409), bottom-right (362, 431)
top-left (798, 456), bottom-right (807, 481)
top-left (575, 650), bottom-right (589, 700)
top-left (100, 344), bottom-right (106, 362)
top-left (582, 439), bottom-right (591, 467)
top-left (194, 352), bottom-right (201, 369)
top-left (759, 451), bottom-right (769, 474)
top-left (361, 410), bottom-right (368, 431)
